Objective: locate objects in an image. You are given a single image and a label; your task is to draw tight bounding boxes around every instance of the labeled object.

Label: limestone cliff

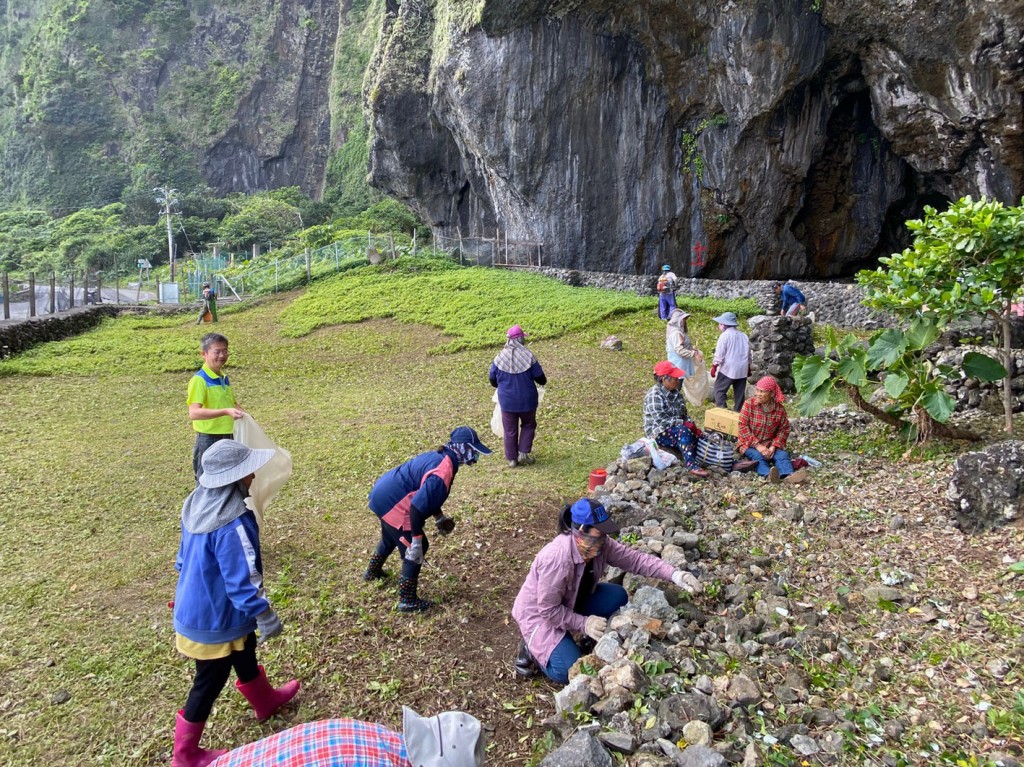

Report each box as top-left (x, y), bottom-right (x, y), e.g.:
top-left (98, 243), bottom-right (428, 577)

top-left (365, 0), bottom-right (1024, 277)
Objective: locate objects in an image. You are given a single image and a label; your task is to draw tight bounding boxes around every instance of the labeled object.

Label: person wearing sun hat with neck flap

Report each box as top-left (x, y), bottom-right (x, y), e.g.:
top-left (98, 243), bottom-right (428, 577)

top-left (511, 499), bottom-right (701, 684)
top-left (206, 706), bottom-right (485, 767)
top-left (171, 440), bottom-right (300, 767)
top-left (643, 360), bottom-right (710, 478)
top-left (489, 324), bottom-right (547, 468)
top-left (737, 375), bottom-right (807, 485)
top-left (363, 426), bottom-right (492, 612)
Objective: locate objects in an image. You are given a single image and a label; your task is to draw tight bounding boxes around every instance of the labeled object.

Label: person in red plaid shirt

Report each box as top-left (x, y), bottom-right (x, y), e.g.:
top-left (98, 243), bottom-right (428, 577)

top-left (208, 707), bottom-right (484, 767)
top-left (737, 376), bottom-right (807, 484)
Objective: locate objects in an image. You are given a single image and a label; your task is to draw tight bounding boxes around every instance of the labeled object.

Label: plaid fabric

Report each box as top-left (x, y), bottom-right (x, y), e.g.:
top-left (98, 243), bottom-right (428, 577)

top-left (210, 719), bottom-right (409, 767)
top-left (737, 398), bottom-right (790, 453)
top-left (643, 384), bottom-right (688, 437)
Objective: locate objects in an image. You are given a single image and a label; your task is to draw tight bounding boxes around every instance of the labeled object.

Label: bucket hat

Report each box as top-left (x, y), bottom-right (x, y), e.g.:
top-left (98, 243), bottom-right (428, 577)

top-left (449, 426), bottom-right (492, 455)
top-left (712, 311), bottom-right (739, 326)
top-left (199, 439), bottom-right (275, 488)
top-left (661, 264), bottom-right (671, 271)
top-left (403, 706), bottom-right (485, 767)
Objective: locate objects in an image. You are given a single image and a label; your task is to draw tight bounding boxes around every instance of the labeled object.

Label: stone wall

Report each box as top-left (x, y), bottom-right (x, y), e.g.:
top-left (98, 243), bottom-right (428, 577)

top-left (533, 268), bottom-right (890, 329)
top-left (747, 315), bottom-right (815, 393)
top-left (0, 304), bottom-right (170, 359)
top-left (932, 346), bottom-right (1024, 414)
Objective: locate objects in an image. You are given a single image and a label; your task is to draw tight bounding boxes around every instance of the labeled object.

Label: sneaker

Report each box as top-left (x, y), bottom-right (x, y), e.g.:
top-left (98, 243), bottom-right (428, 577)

top-left (508, 459), bottom-right (518, 468)
top-left (362, 568), bottom-right (389, 582)
top-left (783, 468), bottom-right (809, 485)
top-left (732, 459), bottom-right (758, 473)
top-left (768, 466), bottom-right (781, 484)
top-left (396, 597), bottom-right (435, 613)
top-left (689, 468), bottom-right (710, 478)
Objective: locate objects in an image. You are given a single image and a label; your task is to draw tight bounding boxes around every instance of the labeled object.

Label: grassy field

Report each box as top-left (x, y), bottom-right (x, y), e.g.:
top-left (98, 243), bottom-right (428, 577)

top-left (0, 262), bottom-right (757, 765)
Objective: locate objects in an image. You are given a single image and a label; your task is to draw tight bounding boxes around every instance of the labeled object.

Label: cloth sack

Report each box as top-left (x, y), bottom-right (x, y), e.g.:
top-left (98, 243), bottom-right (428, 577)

top-left (682, 358), bottom-right (711, 406)
top-left (696, 431), bottom-right (735, 471)
top-left (233, 414), bottom-right (292, 527)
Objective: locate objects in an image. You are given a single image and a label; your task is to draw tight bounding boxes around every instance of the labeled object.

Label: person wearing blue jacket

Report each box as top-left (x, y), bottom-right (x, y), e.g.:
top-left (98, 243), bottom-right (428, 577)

top-left (775, 281), bottom-right (807, 316)
top-left (171, 440), bottom-right (299, 767)
top-left (489, 325), bottom-right (547, 468)
top-left (363, 426), bottom-right (492, 612)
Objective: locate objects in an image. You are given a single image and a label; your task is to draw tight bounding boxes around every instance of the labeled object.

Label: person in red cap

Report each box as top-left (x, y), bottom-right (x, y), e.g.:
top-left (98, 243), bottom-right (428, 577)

top-left (737, 375), bottom-right (807, 484)
top-left (642, 360), bottom-right (709, 477)
top-left (511, 499), bottom-right (701, 683)
top-left (489, 325), bottom-right (547, 468)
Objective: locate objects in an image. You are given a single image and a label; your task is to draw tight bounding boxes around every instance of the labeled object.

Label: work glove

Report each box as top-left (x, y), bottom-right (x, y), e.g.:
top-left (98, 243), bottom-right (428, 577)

top-left (672, 570), bottom-right (701, 594)
top-left (584, 615), bottom-right (608, 641)
top-left (435, 514), bottom-right (456, 535)
top-left (256, 608), bottom-right (284, 645)
top-left (405, 536), bottom-right (425, 565)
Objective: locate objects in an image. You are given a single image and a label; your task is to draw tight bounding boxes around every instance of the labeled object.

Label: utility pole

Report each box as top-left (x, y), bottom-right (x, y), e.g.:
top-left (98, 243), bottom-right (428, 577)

top-left (154, 187), bottom-right (178, 280)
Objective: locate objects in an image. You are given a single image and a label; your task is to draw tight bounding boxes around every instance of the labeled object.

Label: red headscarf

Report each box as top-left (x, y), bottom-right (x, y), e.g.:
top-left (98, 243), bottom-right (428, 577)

top-left (755, 375), bottom-right (785, 404)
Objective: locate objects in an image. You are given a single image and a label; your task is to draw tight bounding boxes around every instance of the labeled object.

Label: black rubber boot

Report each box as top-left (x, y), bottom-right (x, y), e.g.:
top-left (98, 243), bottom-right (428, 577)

top-left (514, 640), bottom-right (538, 678)
top-left (396, 575), bottom-right (434, 613)
top-left (362, 552), bottom-right (389, 582)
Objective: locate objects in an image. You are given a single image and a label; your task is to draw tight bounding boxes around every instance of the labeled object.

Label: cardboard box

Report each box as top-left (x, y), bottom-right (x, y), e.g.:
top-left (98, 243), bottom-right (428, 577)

top-left (704, 406), bottom-right (740, 437)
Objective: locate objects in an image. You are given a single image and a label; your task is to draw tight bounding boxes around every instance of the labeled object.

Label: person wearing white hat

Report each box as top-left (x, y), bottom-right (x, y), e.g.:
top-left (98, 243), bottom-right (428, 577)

top-left (710, 311), bottom-right (751, 412)
top-left (171, 440), bottom-right (299, 767)
top-left (206, 707), bottom-right (485, 767)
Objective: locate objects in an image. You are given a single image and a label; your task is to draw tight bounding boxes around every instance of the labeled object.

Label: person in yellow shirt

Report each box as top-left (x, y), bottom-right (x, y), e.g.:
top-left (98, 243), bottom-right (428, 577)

top-left (187, 333), bottom-right (245, 480)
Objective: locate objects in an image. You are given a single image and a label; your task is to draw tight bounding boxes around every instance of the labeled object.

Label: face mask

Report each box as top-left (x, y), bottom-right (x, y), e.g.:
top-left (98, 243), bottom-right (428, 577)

top-left (573, 529), bottom-right (606, 559)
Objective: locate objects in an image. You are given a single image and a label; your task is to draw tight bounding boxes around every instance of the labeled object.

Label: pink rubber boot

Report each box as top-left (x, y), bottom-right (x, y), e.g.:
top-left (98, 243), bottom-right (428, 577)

top-left (235, 666), bottom-right (300, 721)
top-left (172, 710), bottom-right (227, 767)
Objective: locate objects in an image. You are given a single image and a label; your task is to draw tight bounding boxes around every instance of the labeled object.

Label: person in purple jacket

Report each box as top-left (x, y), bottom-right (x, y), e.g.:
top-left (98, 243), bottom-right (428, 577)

top-left (489, 325), bottom-right (547, 468)
top-left (511, 499), bottom-right (701, 684)
top-left (363, 426), bottom-right (492, 613)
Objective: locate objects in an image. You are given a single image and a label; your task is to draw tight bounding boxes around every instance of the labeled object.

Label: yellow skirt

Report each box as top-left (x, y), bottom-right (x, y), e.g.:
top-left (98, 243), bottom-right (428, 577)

top-left (175, 633), bottom-right (248, 661)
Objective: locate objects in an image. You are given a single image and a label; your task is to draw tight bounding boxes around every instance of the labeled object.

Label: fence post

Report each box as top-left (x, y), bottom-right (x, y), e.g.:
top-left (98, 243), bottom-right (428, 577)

top-left (275, 260), bottom-right (279, 292)
top-left (155, 278), bottom-right (159, 305)
top-left (49, 272), bottom-right (56, 313)
top-left (2, 272), bottom-right (9, 320)
top-left (70, 273), bottom-right (76, 308)
top-left (412, 229), bottom-right (417, 257)
top-left (305, 249), bottom-right (311, 283)
top-left (458, 230), bottom-right (464, 266)
top-left (115, 270), bottom-right (120, 305)
top-left (28, 272), bottom-right (36, 317)
top-left (95, 272), bottom-right (102, 303)
top-left (388, 233), bottom-right (395, 260)
top-left (334, 242), bottom-right (339, 269)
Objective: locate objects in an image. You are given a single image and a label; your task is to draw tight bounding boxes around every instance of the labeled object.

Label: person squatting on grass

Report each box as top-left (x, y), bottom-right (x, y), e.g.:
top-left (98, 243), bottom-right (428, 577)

top-left (643, 360), bottom-right (710, 478)
top-left (171, 440), bottom-right (300, 767)
top-left (512, 499), bottom-right (701, 684)
top-left (363, 426), bottom-right (492, 612)
top-left (489, 324), bottom-right (547, 468)
top-left (188, 333), bottom-right (245, 480)
top-left (737, 375), bottom-right (808, 485)
top-left (204, 707), bottom-right (485, 767)
top-left (710, 311), bottom-right (751, 412)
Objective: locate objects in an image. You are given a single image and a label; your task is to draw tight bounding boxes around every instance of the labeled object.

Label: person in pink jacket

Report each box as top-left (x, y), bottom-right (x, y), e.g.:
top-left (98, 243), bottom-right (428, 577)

top-left (511, 499), bottom-right (701, 684)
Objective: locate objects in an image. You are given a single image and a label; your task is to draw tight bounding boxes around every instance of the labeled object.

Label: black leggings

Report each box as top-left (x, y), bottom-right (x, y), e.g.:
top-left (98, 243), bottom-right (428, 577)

top-left (374, 520), bottom-right (429, 580)
top-left (182, 633), bottom-right (259, 723)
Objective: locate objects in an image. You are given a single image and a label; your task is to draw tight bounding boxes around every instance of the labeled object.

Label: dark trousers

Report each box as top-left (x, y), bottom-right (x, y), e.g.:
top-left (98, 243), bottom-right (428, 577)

top-left (501, 409), bottom-right (537, 461)
top-left (713, 374), bottom-right (747, 412)
top-left (540, 584), bottom-right (629, 684)
top-left (374, 519), bottom-right (430, 580)
top-left (182, 632), bottom-right (259, 723)
top-left (193, 432), bottom-right (232, 480)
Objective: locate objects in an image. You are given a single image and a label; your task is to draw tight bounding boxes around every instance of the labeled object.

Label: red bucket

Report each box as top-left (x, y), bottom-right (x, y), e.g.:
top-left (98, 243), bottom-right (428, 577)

top-left (588, 469), bottom-right (607, 491)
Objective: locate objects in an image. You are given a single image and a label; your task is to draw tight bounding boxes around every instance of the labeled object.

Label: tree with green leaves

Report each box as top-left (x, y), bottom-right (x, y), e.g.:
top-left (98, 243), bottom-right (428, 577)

top-left (857, 196), bottom-right (1024, 434)
top-left (794, 317), bottom-right (1005, 443)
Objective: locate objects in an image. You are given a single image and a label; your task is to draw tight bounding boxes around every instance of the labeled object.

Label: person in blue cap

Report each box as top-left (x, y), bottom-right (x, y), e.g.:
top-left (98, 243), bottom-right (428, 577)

top-left (511, 499), bottom-right (701, 683)
top-left (363, 426), bottom-right (492, 612)
top-left (656, 264), bottom-right (678, 320)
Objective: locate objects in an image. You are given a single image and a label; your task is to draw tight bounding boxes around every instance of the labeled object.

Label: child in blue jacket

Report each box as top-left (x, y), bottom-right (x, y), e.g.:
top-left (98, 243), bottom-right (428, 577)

top-left (171, 440), bottom-right (299, 767)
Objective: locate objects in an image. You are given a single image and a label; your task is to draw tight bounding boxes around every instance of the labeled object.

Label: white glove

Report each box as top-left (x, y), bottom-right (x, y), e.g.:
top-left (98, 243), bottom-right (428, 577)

top-left (404, 536), bottom-right (424, 564)
top-left (672, 570), bottom-right (700, 594)
top-left (584, 615), bottom-right (607, 641)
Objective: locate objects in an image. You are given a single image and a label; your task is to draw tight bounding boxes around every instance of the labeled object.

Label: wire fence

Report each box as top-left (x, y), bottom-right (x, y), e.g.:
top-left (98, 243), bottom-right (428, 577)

top-left (1, 230), bottom-right (546, 320)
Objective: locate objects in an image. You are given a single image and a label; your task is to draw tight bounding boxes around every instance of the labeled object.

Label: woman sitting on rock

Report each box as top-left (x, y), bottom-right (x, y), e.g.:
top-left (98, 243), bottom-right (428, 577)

top-left (737, 375), bottom-right (807, 484)
top-left (643, 360), bottom-right (709, 478)
top-left (511, 499), bottom-right (700, 684)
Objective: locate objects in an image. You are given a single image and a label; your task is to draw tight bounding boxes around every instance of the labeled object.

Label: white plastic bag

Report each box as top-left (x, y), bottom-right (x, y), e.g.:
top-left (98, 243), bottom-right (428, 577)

top-left (490, 392), bottom-right (503, 438)
top-left (683, 358), bottom-right (711, 407)
top-left (233, 414), bottom-right (292, 527)
top-left (641, 437), bottom-right (678, 469)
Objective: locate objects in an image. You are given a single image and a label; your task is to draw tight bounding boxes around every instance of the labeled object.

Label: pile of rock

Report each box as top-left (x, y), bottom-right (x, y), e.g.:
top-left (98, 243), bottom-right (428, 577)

top-left (932, 346), bottom-right (1024, 414)
top-left (747, 315), bottom-right (815, 393)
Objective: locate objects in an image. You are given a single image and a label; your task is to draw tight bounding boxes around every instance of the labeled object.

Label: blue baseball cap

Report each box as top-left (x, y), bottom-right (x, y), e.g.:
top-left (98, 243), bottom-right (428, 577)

top-left (449, 426), bottom-right (492, 455)
top-left (570, 498), bottom-right (620, 534)
top-left (662, 264), bottom-right (671, 271)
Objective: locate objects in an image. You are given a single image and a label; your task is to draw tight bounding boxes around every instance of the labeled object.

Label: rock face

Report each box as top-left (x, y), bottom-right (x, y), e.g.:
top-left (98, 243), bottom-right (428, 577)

top-left (946, 441), bottom-right (1024, 532)
top-left (366, 0), bottom-right (1024, 278)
